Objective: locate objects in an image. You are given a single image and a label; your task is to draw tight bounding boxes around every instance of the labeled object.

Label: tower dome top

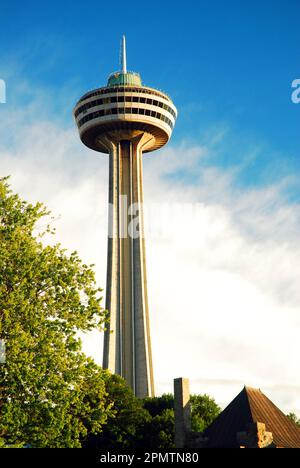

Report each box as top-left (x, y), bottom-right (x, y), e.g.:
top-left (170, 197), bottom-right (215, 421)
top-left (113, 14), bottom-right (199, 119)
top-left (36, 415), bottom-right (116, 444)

top-left (107, 71), bottom-right (142, 87)
top-left (107, 35), bottom-right (142, 87)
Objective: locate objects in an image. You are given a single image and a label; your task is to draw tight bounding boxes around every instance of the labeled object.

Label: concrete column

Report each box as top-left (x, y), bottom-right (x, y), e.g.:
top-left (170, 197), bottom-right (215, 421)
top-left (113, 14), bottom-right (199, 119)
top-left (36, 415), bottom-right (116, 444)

top-left (103, 141), bottom-right (120, 374)
top-left (132, 138), bottom-right (154, 398)
top-left (103, 138), bottom-right (154, 398)
top-left (174, 378), bottom-right (191, 448)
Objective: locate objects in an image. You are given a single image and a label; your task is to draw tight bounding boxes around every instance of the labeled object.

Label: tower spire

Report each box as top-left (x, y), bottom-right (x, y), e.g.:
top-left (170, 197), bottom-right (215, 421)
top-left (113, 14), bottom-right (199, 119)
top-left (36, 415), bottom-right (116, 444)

top-left (121, 35), bottom-right (127, 74)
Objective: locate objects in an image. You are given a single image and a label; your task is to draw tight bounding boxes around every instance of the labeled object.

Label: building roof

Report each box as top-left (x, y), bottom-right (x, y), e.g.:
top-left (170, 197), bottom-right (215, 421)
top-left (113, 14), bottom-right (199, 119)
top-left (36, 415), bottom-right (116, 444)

top-left (204, 386), bottom-right (300, 448)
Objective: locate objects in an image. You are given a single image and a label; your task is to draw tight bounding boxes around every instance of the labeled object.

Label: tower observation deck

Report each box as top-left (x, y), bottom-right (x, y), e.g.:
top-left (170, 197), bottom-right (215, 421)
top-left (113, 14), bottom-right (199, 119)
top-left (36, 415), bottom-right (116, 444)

top-left (73, 36), bottom-right (177, 398)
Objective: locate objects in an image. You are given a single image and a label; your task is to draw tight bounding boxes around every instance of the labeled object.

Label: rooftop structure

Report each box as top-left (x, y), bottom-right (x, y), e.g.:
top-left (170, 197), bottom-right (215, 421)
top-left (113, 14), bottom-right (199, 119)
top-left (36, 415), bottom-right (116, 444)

top-left (174, 379), bottom-right (300, 448)
top-left (204, 386), bottom-right (300, 448)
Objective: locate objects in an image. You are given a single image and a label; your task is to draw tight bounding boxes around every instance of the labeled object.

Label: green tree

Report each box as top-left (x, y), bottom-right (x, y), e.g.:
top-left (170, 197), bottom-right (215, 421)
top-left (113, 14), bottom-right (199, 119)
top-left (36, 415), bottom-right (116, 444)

top-left (139, 408), bottom-right (175, 449)
top-left (138, 394), bottom-right (175, 448)
top-left (83, 373), bottom-right (150, 449)
top-left (143, 393), bottom-right (220, 434)
top-left (84, 388), bottom-right (176, 450)
top-left (287, 413), bottom-right (300, 428)
top-left (143, 393), bottom-right (174, 417)
top-left (0, 178), bottom-right (112, 447)
top-left (139, 392), bottom-right (220, 449)
top-left (190, 394), bottom-right (221, 432)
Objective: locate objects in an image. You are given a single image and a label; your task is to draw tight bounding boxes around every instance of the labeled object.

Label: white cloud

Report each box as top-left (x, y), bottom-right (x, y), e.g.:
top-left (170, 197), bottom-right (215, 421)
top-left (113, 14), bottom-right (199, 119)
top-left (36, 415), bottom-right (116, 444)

top-left (1, 89), bottom-right (299, 415)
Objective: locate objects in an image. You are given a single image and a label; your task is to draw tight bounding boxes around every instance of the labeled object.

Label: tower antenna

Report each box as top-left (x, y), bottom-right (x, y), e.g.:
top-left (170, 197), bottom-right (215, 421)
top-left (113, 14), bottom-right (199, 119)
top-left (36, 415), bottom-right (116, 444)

top-left (121, 35), bottom-right (127, 73)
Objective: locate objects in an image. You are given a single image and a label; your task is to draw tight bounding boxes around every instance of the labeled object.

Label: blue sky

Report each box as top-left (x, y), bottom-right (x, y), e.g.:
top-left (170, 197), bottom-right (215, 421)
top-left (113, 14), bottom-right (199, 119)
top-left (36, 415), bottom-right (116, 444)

top-left (1, 0), bottom-right (299, 182)
top-left (0, 1), bottom-right (300, 410)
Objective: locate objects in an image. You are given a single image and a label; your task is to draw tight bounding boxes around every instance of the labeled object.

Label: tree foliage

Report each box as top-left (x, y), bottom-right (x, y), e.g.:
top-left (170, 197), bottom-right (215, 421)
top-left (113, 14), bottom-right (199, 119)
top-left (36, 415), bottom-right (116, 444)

top-left (0, 178), bottom-right (112, 447)
top-left (83, 373), bottom-right (150, 450)
top-left (139, 408), bottom-right (175, 449)
top-left (0, 178), bottom-right (223, 449)
top-left (86, 389), bottom-right (221, 449)
top-left (139, 394), bottom-right (175, 448)
top-left (143, 392), bottom-right (220, 435)
top-left (190, 394), bottom-right (221, 432)
top-left (287, 412), bottom-right (300, 428)
top-left (143, 393), bottom-right (174, 417)
top-left (84, 385), bottom-right (175, 450)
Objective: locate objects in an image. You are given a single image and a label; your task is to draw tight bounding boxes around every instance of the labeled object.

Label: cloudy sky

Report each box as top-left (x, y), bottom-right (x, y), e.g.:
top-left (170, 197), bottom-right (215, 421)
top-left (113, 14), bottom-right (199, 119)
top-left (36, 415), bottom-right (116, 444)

top-left (0, 0), bottom-right (299, 413)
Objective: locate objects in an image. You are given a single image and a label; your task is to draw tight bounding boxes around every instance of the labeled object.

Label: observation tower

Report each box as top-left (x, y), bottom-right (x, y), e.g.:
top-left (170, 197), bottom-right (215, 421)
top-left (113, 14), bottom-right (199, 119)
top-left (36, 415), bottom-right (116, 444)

top-left (73, 36), bottom-right (177, 398)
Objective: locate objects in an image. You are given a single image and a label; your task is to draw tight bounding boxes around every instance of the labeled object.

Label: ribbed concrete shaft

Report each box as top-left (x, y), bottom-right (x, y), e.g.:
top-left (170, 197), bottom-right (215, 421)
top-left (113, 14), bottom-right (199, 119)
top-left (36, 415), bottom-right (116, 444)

top-left (103, 137), bottom-right (154, 398)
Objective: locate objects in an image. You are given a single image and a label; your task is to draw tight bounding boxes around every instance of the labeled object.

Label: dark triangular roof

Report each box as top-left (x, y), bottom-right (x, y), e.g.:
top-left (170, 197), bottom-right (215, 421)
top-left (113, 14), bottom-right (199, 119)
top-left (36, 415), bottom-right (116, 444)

top-left (204, 386), bottom-right (300, 448)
